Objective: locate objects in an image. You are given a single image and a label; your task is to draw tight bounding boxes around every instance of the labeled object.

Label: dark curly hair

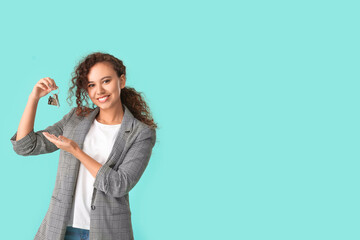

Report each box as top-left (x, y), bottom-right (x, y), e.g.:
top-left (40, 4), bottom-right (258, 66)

top-left (66, 52), bottom-right (157, 130)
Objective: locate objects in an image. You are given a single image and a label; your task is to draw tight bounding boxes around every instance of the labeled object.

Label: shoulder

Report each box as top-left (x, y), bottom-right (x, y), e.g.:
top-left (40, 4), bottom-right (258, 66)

top-left (124, 105), bottom-right (155, 136)
top-left (133, 117), bottom-right (155, 135)
top-left (131, 118), bottom-right (156, 145)
top-left (68, 107), bottom-right (80, 120)
top-left (64, 107), bottom-right (86, 127)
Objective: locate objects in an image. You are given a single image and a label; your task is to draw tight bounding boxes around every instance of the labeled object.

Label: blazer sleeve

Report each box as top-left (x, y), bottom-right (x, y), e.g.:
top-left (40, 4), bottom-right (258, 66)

top-left (9, 107), bottom-right (76, 156)
top-left (93, 127), bottom-right (156, 198)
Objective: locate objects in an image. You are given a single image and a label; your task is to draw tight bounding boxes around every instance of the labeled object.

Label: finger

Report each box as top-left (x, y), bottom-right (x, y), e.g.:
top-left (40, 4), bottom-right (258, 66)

top-left (42, 133), bottom-right (54, 142)
top-left (43, 132), bottom-right (53, 137)
top-left (44, 78), bottom-right (55, 90)
top-left (50, 133), bottom-right (60, 140)
top-left (47, 77), bottom-right (58, 90)
top-left (42, 132), bottom-right (49, 137)
top-left (49, 78), bottom-right (58, 89)
top-left (47, 136), bottom-right (61, 144)
top-left (43, 132), bottom-right (65, 145)
top-left (43, 132), bottom-right (58, 141)
top-left (40, 79), bottom-right (52, 91)
top-left (36, 83), bottom-right (47, 91)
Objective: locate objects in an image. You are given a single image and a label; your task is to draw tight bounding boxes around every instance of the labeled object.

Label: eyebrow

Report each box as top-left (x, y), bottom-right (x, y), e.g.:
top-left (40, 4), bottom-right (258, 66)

top-left (88, 76), bottom-right (112, 83)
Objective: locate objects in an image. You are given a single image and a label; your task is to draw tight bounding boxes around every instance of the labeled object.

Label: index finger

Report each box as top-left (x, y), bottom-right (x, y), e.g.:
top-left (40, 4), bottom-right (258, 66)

top-left (42, 132), bottom-right (59, 140)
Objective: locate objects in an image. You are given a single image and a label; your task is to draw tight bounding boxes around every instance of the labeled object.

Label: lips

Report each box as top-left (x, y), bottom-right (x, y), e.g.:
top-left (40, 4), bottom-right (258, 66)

top-left (97, 95), bottom-right (110, 100)
top-left (97, 95), bottom-right (110, 103)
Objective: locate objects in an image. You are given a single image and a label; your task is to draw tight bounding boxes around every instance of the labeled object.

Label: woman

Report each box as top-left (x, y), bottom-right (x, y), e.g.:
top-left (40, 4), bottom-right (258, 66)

top-left (10, 52), bottom-right (157, 240)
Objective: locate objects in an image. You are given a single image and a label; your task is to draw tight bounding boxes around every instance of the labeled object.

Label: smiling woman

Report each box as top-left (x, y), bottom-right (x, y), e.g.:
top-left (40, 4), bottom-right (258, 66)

top-left (10, 52), bottom-right (158, 240)
top-left (83, 62), bottom-right (126, 123)
top-left (67, 52), bottom-right (157, 129)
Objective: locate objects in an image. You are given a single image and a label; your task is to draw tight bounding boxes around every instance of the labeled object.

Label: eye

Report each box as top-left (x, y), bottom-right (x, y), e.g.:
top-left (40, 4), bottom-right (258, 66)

top-left (104, 80), bottom-right (110, 83)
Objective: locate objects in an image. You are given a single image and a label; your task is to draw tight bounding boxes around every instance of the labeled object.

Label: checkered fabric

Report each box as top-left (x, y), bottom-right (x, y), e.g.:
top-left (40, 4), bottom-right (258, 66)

top-left (10, 105), bottom-right (156, 240)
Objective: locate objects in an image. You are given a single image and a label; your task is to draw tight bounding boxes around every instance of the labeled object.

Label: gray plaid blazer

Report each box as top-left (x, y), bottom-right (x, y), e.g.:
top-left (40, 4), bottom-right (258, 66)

top-left (10, 104), bottom-right (156, 240)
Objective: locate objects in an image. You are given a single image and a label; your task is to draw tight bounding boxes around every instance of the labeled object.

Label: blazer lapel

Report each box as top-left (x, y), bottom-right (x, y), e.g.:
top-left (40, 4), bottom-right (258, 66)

top-left (73, 104), bottom-right (134, 153)
top-left (105, 105), bottom-right (134, 166)
top-left (66, 104), bottom-right (135, 197)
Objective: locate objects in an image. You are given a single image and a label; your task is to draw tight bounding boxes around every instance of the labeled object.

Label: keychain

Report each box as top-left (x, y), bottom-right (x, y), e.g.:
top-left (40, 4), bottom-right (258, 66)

top-left (48, 86), bottom-right (60, 107)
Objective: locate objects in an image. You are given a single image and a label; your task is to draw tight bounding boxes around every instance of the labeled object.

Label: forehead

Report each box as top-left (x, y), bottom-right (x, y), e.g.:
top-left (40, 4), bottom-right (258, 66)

top-left (87, 62), bottom-right (116, 80)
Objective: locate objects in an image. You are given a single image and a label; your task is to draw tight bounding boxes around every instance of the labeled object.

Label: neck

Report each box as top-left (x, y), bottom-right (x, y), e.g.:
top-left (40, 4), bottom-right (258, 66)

top-left (96, 103), bottom-right (124, 125)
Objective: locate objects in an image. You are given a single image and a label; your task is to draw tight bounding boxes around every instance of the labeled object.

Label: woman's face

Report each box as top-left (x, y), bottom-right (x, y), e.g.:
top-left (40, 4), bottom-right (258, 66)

top-left (86, 62), bottom-right (125, 109)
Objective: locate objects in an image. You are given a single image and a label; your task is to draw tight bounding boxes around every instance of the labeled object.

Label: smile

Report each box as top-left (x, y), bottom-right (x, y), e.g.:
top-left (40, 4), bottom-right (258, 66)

top-left (97, 95), bottom-right (110, 103)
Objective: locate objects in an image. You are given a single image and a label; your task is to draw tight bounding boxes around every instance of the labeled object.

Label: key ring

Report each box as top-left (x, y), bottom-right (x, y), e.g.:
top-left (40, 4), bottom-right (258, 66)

top-left (48, 87), bottom-right (60, 108)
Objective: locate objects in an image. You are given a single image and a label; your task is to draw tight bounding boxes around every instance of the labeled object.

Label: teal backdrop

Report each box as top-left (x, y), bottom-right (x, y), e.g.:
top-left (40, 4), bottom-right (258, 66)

top-left (1, 0), bottom-right (359, 239)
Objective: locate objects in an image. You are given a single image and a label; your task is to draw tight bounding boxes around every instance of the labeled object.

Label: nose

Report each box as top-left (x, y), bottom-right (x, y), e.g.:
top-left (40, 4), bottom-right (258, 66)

top-left (96, 85), bottom-right (106, 95)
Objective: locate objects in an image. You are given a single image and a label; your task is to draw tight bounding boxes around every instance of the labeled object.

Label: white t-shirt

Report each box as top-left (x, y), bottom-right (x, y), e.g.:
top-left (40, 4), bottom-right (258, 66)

top-left (67, 118), bottom-right (122, 229)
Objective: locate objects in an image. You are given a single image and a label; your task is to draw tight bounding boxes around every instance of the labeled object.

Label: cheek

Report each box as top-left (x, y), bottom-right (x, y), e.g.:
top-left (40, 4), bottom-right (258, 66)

top-left (87, 89), bottom-right (94, 97)
top-left (109, 85), bottom-right (119, 95)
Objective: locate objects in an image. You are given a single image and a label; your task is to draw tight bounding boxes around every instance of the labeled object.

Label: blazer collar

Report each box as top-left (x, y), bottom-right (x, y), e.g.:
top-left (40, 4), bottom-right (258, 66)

top-left (87, 104), bottom-right (134, 132)
top-left (74, 104), bottom-right (134, 150)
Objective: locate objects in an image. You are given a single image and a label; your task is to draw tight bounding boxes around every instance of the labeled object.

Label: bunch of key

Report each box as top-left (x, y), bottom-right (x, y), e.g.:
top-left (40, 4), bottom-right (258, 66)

top-left (48, 86), bottom-right (60, 107)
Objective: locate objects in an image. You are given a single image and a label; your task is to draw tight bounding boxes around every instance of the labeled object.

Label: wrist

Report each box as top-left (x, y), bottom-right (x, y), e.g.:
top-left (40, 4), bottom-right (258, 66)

top-left (72, 146), bottom-right (82, 157)
top-left (29, 93), bottom-right (40, 102)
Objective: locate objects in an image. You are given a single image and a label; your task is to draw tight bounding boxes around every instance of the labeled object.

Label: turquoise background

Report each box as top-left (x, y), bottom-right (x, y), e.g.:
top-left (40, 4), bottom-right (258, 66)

top-left (1, 0), bottom-right (359, 239)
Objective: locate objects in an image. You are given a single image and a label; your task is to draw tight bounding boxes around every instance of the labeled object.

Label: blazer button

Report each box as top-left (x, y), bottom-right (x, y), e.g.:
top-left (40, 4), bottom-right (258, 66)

top-left (91, 205), bottom-right (96, 210)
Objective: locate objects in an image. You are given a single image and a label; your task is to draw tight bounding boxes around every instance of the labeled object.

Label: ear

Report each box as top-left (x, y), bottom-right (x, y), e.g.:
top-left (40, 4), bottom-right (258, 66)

top-left (120, 74), bottom-right (126, 89)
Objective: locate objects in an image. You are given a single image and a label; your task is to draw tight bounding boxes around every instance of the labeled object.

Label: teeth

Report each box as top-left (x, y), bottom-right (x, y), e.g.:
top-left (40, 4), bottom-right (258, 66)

top-left (98, 96), bottom-right (109, 101)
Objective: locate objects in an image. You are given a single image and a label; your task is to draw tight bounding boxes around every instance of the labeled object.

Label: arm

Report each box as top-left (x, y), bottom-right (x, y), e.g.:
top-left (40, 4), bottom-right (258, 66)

top-left (15, 94), bottom-right (40, 141)
top-left (10, 106), bottom-right (76, 156)
top-left (93, 128), bottom-right (156, 198)
top-left (72, 148), bottom-right (103, 178)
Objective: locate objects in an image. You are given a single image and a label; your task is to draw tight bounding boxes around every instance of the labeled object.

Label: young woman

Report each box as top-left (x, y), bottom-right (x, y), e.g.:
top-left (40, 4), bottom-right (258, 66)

top-left (10, 52), bottom-right (157, 240)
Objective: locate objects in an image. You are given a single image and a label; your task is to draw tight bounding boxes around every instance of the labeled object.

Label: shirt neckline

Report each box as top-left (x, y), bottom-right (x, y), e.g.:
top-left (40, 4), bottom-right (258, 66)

top-left (94, 118), bottom-right (122, 127)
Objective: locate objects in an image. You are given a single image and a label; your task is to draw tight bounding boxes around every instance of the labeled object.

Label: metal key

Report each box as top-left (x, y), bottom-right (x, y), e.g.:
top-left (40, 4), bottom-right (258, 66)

top-left (48, 87), bottom-right (60, 107)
